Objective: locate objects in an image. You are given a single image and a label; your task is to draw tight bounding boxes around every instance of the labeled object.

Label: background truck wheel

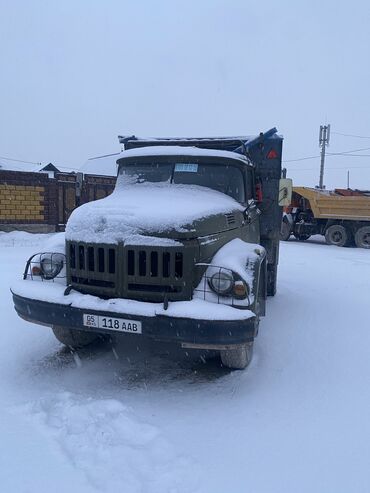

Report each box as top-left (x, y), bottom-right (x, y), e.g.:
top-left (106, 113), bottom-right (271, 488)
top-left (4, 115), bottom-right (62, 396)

top-left (325, 224), bottom-right (351, 247)
top-left (280, 221), bottom-right (291, 241)
top-left (220, 342), bottom-right (254, 370)
top-left (293, 233), bottom-right (310, 241)
top-left (354, 226), bottom-right (370, 248)
top-left (267, 264), bottom-right (277, 296)
top-left (52, 326), bottom-right (100, 348)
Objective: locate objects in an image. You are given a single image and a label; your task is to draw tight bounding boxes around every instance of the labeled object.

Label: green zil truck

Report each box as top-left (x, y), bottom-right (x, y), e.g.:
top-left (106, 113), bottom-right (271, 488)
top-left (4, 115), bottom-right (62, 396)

top-left (11, 129), bottom-right (291, 369)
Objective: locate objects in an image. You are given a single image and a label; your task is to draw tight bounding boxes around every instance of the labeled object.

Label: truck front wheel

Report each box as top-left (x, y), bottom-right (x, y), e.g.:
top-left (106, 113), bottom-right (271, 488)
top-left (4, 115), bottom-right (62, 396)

top-left (280, 220), bottom-right (291, 241)
top-left (354, 226), bottom-right (370, 248)
top-left (325, 224), bottom-right (351, 247)
top-left (293, 233), bottom-right (310, 241)
top-left (52, 326), bottom-right (100, 348)
top-left (220, 342), bottom-right (254, 370)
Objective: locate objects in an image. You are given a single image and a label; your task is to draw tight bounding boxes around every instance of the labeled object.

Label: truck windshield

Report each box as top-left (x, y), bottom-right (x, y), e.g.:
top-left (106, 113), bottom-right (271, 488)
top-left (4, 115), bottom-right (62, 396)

top-left (118, 161), bottom-right (246, 202)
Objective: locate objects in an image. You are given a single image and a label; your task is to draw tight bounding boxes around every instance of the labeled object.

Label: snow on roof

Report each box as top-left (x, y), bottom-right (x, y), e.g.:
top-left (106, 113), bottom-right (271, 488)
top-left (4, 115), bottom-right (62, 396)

top-left (79, 153), bottom-right (120, 177)
top-left (0, 160), bottom-right (63, 174)
top-left (79, 145), bottom-right (251, 178)
top-left (0, 161), bottom-right (41, 173)
top-left (119, 131), bottom-right (283, 146)
top-left (120, 135), bottom-right (257, 142)
top-left (118, 145), bottom-right (250, 164)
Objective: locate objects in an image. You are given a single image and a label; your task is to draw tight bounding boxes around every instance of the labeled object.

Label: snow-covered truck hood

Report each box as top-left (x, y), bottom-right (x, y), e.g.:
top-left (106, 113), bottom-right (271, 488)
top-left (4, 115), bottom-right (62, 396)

top-left (66, 183), bottom-right (244, 244)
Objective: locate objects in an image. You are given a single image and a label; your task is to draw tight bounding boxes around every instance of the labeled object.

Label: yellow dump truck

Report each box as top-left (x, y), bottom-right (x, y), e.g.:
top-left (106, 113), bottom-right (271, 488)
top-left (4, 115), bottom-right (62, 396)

top-left (281, 187), bottom-right (370, 248)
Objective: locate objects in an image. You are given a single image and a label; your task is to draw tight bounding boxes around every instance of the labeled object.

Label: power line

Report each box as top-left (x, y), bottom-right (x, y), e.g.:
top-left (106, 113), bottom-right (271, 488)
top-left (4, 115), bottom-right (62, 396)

top-left (327, 146), bottom-right (370, 156)
top-left (285, 146), bottom-right (370, 165)
top-left (88, 152), bottom-right (120, 160)
top-left (326, 165), bottom-right (370, 169)
top-left (0, 154), bottom-right (81, 171)
top-left (0, 155), bottom-right (41, 165)
top-left (283, 155), bottom-right (320, 163)
top-left (332, 131), bottom-right (370, 139)
top-left (0, 160), bottom-right (34, 171)
top-left (0, 152), bottom-right (119, 171)
top-left (288, 164), bottom-right (370, 171)
top-left (327, 153), bottom-right (370, 157)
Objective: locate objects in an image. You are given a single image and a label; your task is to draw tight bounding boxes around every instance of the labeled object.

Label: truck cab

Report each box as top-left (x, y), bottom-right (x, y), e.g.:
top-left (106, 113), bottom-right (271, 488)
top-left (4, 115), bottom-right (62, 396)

top-left (12, 129), bottom-right (288, 370)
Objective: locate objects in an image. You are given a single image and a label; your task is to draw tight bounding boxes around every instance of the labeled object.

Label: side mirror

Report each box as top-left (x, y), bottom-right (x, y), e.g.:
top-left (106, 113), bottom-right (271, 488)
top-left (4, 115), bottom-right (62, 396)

top-left (278, 178), bottom-right (293, 206)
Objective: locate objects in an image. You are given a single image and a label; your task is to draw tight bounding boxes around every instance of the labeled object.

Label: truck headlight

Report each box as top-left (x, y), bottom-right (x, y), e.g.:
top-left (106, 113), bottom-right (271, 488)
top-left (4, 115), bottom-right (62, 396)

top-left (233, 280), bottom-right (250, 299)
top-left (208, 270), bottom-right (234, 295)
top-left (40, 253), bottom-right (64, 280)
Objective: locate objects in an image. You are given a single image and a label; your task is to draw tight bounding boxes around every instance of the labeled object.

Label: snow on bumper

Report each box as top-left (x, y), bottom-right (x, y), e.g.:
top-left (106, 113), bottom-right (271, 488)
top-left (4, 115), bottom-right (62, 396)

top-left (11, 281), bottom-right (257, 347)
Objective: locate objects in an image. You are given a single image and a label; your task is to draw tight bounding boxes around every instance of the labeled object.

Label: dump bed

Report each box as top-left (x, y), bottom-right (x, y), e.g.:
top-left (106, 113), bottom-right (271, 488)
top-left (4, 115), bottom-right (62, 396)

top-left (294, 187), bottom-right (370, 222)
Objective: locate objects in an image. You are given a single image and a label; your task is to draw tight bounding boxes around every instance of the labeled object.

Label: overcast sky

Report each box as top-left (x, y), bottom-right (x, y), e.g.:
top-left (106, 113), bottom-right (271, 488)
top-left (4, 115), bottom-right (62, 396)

top-left (1, 0), bottom-right (369, 189)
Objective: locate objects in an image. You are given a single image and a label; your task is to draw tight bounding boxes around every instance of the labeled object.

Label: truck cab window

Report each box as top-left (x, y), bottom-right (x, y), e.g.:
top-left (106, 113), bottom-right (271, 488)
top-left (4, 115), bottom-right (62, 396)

top-left (173, 163), bottom-right (245, 202)
top-left (245, 170), bottom-right (253, 200)
top-left (118, 160), bottom-right (247, 203)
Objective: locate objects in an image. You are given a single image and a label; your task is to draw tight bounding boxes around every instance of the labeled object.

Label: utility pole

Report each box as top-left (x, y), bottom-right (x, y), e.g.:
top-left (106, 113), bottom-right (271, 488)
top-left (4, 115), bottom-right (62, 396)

top-left (319, 124), bottom-right (330, 189)
top-left (347, 170), bottom-right (350, 189)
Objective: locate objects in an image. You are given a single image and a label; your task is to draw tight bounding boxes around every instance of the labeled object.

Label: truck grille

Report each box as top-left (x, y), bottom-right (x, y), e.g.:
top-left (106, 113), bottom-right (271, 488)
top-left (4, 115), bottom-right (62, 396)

top-left (68, 242), bottom-right (118, 297)
top-left (126, 249), bottom-right (183, 279)
top-left (225, 213), bottom-right (236, 225)
top-left (124, 246), bottom-right (187, 300)
top-left (66, 241), bottom-right (191, 301)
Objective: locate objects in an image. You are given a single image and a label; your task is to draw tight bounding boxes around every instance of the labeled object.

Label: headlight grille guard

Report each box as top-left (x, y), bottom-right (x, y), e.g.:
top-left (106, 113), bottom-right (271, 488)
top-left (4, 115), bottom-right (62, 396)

top-left (23, 252), bottom-right (67, 281)
top-left (194, 263), bottom-right (251, 307)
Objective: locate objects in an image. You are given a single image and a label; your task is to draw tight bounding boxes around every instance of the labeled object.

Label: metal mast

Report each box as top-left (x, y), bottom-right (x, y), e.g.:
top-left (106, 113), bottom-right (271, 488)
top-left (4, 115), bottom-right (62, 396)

top-left (319, 124), bottom-right (330, 189)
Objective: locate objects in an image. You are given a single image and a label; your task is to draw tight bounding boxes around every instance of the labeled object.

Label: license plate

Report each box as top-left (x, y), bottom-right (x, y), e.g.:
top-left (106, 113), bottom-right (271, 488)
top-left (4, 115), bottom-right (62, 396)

top-left (83, 314), bottom-right (142, 334)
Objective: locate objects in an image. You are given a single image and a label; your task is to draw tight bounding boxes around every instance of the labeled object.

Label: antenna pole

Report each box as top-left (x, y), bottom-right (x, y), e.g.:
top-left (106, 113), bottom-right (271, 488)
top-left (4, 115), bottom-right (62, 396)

top-left (319, 124), bottom-right (330, 189)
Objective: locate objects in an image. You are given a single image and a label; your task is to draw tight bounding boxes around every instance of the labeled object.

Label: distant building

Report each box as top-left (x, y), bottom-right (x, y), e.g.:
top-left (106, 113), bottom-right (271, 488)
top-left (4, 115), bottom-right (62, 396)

top-left (0, 161), bottom-right (61, 178)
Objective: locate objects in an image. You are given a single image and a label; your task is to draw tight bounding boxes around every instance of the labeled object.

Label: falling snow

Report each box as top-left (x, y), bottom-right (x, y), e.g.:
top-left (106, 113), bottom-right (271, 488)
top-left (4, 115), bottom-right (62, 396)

top-left (1, 232), bottom-right (370, 492)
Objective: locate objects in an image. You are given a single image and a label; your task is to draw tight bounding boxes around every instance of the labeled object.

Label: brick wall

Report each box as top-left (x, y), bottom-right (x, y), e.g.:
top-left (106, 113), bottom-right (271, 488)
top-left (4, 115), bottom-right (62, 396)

top-left (0, 184), bottom-right (45, 221)
top-left (0, 171), bottom-right (57, 232)
top-left (0, 170), bottom-right (115, 233)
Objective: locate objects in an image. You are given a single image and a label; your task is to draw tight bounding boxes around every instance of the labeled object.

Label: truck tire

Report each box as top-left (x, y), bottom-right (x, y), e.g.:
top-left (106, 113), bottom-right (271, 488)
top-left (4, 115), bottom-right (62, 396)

top-left (354, 226), bottom-right (370, 248)
top-left (325, 224), bottom-right (351, 247)
top-left (280, 220), bottom-right (291, 241)
top-left (220, 342), bottom-right (254, 370)
top-left (293, 233), bottom-right (310, 241)
top-left (267, 264), bottom-right (277, 296)
top-left (52, 326), bottom-right (100, 348)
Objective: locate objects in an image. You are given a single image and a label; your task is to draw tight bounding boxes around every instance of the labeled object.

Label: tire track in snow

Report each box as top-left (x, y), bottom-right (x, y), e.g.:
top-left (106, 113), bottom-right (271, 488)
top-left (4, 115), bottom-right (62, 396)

top-left (24, 392), bottom-right (200, 493)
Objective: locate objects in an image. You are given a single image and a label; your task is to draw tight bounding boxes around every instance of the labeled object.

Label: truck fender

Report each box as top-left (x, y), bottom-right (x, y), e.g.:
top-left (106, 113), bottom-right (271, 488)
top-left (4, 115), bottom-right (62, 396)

top-left (282, 212), bottom-right (294, 226)
top-left (197, 239), bottom-right (267, 315)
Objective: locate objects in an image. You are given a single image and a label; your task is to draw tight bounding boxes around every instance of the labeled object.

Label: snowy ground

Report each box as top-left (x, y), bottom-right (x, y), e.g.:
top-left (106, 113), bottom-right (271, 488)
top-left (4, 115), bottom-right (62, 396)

top-left (1, 231), bottom-right (370, 493)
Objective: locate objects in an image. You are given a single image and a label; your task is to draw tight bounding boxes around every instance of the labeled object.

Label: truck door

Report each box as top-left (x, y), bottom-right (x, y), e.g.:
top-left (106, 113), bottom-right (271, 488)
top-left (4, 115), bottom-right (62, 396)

top-left (244, 169), bottom-right (260, 243)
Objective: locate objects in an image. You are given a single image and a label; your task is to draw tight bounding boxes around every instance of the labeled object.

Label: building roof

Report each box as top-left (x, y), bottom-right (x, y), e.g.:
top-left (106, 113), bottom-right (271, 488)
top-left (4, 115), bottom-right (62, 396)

top-left (0, 160), bottom-right (61, 174)
top-left (79, 153), bottom-right (120, 177)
